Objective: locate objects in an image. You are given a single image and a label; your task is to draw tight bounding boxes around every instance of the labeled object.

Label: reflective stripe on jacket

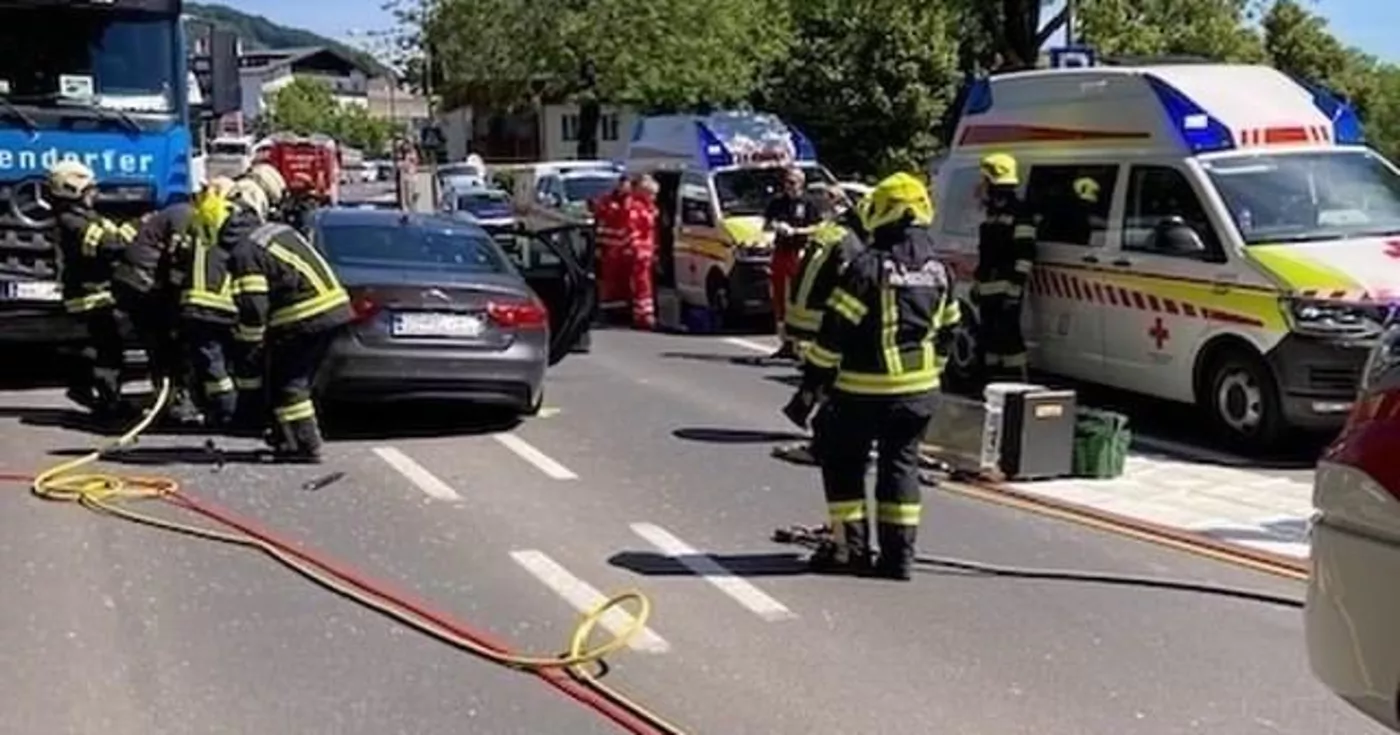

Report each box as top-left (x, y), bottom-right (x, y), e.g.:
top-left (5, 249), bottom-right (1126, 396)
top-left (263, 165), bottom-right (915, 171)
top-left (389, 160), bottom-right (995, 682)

top-left (227, 221), bottom-right (351, 343)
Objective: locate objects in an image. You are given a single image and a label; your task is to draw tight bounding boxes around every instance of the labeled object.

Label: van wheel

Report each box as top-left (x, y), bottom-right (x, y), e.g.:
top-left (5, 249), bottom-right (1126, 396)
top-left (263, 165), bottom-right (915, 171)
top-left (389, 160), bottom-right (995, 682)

top-left (1201, 348), bottom-right (1285, 452)
top-left (942, 310), bottom-right (982, 397)
top-left (706, 270), bottom-right (736, 330)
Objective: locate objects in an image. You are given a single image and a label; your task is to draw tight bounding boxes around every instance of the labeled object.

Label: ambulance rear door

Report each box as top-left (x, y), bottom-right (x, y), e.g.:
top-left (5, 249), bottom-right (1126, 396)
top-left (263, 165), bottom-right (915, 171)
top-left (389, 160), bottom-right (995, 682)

top-left (1097, 161), bottom-right (1237, 402)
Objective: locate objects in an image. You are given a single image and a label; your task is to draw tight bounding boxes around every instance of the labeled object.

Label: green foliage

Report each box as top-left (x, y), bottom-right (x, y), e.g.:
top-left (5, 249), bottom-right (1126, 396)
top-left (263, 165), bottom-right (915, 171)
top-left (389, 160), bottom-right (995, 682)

top-left (184, 2), bottom-right (387, 75)
top-left (267, 79), bottom-right (402, 156)
top-left (1076, 0), bottom-right (1267, 62)
top-left (753, 0), bottom-right (959, 177)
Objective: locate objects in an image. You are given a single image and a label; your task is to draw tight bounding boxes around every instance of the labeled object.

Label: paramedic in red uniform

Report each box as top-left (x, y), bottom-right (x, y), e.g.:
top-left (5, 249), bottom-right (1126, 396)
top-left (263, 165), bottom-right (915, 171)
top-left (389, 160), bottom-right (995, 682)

top-left (591, 175), bottom-right (632, 316)
top-left (625, 174), bottom-right (660, 330)
top-left (764, 166), bottom-right (823, 360)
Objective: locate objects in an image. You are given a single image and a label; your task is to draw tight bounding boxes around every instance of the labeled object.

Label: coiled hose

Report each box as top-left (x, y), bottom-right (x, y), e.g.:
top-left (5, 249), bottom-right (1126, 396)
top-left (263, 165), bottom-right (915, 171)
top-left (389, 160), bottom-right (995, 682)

top-left (13, 379), bottom-right (689, 735)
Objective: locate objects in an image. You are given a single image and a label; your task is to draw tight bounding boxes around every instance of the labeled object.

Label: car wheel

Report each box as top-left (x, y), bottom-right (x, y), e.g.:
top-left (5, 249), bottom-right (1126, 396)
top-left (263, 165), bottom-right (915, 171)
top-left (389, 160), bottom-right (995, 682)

top-left (1201, 348), bottom-right (1286, 452)
top-left (522, 389), bottom-right (544, 417)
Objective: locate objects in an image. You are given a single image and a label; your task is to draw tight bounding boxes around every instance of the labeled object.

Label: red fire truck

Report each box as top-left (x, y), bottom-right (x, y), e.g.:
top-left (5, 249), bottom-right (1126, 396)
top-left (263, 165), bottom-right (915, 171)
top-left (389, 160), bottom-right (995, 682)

top-left (254, 133), bottom-right (341, 205)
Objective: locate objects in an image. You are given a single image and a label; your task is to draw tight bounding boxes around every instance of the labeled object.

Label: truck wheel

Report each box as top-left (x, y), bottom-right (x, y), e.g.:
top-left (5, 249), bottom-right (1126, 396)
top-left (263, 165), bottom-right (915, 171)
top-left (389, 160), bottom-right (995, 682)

top-left (1201, 348), bottom-right (1286, 452)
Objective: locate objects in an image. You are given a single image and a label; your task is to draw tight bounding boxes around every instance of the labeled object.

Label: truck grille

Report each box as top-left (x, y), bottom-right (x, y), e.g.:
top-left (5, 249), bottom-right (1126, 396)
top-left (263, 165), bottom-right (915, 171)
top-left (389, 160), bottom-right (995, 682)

top-left (0, 182), bottom-right (155, 279)
top-left (1307, 365), bottom-right (1360, 394)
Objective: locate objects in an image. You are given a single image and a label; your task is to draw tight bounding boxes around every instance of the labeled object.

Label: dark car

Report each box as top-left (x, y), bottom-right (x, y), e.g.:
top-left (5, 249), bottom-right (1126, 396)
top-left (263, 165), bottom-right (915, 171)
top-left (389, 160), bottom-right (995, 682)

top-left (310, 209), bottom-right (594, 415)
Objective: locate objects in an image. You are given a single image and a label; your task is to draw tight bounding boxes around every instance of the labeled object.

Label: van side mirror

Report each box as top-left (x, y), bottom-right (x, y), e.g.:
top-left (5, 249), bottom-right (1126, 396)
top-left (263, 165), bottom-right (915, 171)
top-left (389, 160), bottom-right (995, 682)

top-left (1152, 217), bottom-right (1208, 256)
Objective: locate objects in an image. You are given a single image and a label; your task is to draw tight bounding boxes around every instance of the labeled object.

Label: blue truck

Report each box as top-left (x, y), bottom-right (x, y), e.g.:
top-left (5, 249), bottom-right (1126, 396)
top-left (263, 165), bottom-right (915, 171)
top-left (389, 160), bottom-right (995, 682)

top-left (0, 0), bottom-right (236, 346)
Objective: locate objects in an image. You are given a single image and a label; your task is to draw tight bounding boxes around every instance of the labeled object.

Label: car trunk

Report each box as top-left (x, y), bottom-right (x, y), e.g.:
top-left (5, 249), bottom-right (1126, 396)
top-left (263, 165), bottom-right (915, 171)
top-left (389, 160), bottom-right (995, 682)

top-left (339, 268), bottom-right (546, 351)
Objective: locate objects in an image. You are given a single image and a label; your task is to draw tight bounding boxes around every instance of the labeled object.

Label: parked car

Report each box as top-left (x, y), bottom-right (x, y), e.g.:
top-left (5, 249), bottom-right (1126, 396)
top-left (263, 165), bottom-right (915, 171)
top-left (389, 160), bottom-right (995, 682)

top-left (443, 185), bottom-right (517, 228)
top-left (309, 209), bottom-right (593, 415)
top-left (1307, 325), bottom-right (1400, 732)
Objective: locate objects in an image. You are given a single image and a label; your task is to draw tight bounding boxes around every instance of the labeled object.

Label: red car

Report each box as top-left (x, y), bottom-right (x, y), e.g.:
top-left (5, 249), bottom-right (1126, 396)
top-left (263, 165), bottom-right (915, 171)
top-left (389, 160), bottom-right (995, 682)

top-left (1307, 327), bottom-right (1400, 732)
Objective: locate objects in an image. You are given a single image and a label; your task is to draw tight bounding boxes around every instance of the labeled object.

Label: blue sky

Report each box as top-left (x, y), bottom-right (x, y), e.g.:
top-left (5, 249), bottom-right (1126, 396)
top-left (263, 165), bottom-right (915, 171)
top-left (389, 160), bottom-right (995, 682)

top-left (215, 0), bottom-right (1397, 63)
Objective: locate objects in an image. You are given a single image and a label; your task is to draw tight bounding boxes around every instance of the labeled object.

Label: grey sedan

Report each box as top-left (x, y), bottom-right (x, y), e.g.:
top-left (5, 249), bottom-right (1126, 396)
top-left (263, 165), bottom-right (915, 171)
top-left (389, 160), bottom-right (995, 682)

top-left (310, 208), bottom-right (593, 415)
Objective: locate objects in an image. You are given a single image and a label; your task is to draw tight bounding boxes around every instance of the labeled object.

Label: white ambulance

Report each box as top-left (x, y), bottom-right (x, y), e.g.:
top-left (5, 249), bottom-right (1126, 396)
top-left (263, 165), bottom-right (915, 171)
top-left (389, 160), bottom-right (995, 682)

top-left (933, 62), bottom-right (1400, 449)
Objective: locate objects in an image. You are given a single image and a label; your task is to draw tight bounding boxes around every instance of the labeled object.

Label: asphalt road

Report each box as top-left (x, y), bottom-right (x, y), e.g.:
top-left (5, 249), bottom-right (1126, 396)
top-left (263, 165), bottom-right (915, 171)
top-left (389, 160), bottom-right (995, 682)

top-left (0, 329), bottom-right (1383, 735)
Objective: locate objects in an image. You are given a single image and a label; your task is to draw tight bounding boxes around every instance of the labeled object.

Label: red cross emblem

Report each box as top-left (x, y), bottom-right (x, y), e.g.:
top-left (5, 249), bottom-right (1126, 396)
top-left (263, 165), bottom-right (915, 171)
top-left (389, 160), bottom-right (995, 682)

top-left (1385, 240), bottom-right (1400, 259)
top-left (1149, 317), bottom-right (1170, 350)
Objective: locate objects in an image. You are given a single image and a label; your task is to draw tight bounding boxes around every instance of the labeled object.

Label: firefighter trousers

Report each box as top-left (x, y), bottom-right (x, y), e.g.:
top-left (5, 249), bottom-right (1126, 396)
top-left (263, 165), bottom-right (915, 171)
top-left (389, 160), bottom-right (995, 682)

top-left (267, 328), bottom-right (338, 457)
top-left (69, 306), bottom-right (125, 412)
top-left (813, 394), bottom-right (933, 571)
top-left (114, 285), bottom-right (202, 421)
top-left (184, 320), bottom-right (236, 427)
top-left (978, 294), bottom-right (1028, 381)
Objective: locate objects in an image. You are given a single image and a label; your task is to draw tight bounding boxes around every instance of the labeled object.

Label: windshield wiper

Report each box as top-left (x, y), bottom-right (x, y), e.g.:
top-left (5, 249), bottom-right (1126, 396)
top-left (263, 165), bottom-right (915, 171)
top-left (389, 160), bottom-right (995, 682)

top-left (8, 93), bottom-right (141, 134)
top-left (0, 98), bottom-right (37, 131)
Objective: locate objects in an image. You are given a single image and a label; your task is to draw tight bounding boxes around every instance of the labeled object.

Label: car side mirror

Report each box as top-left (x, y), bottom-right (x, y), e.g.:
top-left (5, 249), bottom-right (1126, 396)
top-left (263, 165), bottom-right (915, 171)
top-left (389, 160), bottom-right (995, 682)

top-left (1150, 217), bottom-right (1207, 255)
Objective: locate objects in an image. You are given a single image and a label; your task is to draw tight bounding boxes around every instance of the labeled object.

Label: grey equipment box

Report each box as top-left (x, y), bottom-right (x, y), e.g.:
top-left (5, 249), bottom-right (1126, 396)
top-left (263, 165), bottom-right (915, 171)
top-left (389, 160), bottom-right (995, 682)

top-left (998, 388), bottom-right (1077, 481)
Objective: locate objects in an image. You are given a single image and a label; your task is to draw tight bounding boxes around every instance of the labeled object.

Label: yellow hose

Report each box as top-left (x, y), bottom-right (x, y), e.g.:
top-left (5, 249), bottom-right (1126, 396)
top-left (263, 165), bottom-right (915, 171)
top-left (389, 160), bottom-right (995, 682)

top-left (27, 378), bottom-right (687, 735)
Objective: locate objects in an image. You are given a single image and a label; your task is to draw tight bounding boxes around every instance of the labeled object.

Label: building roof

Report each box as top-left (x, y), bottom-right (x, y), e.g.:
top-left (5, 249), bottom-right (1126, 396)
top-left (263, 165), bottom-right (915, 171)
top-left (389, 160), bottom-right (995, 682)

top-left (239, 46), bottom-right (376, 76)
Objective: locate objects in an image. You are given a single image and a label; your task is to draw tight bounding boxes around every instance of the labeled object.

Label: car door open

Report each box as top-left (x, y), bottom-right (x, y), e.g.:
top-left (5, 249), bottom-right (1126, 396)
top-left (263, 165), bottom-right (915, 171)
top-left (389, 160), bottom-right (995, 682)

top-left (494, 224), bottom-right (596, 365)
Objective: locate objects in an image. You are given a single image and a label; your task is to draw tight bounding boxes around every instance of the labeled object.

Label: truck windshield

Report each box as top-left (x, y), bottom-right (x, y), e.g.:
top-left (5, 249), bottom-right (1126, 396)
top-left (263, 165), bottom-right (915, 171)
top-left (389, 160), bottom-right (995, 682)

top-left (1203, 149), bottom-right (1400, 245)
top-left (714, 164), bottom-right (833, 217)
top-left (0, 8), bottom-right (177, 113)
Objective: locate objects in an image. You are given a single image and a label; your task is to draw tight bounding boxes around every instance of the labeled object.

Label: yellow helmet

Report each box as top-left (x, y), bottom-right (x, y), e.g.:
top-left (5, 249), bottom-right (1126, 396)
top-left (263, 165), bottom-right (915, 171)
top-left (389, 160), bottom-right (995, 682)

top-left (862, 172), bottom-right (934, 231)
top-left (244, 162), bottom-right (287, 205)
top-left (229, 178), bottom-right (270, 219)
top-left (194, 177), bottom-right (235, 235)
top-left (979, 153), bottom-right (1019, 187)
top-left (1073, 176), bottom-right (1100, 203)
top-left (47, 159), bottom-right (97, 200)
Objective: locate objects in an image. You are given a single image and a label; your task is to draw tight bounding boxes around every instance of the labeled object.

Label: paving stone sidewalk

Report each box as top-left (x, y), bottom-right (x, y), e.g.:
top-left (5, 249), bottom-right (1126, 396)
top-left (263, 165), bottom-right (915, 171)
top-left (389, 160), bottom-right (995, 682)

top-left (1005, 448), bottom-right (1314, 560)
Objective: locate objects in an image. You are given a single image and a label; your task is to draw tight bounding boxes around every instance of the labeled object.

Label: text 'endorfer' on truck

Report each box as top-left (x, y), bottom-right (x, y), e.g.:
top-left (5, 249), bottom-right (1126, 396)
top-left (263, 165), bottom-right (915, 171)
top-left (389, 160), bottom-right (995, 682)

top-left (0, 0), bottom-right (235, 346)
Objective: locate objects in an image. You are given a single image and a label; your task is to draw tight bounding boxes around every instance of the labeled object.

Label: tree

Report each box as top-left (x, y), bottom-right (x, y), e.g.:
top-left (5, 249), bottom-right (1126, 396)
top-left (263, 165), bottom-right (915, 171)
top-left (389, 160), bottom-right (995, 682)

top-left (1075, 0), bottom-right (1267, 62)
top-left (754, 0), bottom-right (960, 178)
top-left (267, 78), bottom-right (402, 156)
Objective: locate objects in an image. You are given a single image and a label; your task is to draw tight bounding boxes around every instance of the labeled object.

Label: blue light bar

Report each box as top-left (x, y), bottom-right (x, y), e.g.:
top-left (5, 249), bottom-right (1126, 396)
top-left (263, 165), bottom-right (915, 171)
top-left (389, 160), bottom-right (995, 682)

top-left (962, 78), bottom-right (993, 116)
top-left (697, 122), bottom-right (732, 169)
top-left (790, 124), bottom-right (817, 162)
top-left (1145, 74), bottom-right (1235, 154)
top-left (1293, 77), bottom-right (1366, 145)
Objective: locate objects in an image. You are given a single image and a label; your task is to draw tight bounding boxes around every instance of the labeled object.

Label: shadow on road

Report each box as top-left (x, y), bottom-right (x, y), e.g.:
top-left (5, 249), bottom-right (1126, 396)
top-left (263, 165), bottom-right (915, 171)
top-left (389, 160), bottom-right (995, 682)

top-left (323, 401), bottom-right (520, 440)
top-left (658, 351), bottom-right (781, 367)
top-left (49, 444), bottom-right (271, 467)
top-left (609, 550), bottom-right (810, 577)
top-left (672, 427), bottom-right (808, 444)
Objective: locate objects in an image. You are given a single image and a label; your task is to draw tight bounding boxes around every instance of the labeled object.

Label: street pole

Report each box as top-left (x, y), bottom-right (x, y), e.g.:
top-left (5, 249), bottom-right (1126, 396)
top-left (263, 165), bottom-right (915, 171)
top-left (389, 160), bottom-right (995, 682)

top-left (1065, 0), bottom-right (1077, 46)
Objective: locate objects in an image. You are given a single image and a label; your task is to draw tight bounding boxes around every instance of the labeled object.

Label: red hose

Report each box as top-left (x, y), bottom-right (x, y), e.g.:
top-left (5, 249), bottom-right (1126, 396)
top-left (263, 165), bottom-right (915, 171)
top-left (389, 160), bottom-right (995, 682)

top-left (0, 471), bottom-right (667, 734)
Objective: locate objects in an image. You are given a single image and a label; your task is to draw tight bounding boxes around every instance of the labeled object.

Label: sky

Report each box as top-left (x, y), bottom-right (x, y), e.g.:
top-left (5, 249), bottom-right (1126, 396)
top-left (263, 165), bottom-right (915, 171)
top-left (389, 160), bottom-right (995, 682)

top-left (214, 0), bottom-right (1398, 64)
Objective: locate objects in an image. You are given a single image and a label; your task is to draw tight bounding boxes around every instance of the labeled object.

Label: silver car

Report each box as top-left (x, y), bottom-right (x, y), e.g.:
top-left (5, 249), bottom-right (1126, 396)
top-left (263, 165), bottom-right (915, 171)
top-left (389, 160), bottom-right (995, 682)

top-left (310, 208), bottom-right (594, 415)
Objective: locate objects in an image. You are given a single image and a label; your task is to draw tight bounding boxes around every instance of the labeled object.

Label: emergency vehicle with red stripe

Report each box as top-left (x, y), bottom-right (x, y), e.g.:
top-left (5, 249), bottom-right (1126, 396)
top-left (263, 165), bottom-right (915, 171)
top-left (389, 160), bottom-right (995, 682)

top-left (933, 61), bottom-right (1400, 449)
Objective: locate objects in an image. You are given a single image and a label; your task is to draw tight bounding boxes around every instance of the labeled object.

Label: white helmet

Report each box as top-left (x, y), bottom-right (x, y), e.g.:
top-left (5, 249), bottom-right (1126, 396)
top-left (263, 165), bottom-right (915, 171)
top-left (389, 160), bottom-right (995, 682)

top-left (47, 159), bottom-right (97, 201)
top-left (244, 162), bottom-right (287, 205)
top-left (229, 178), bottom-right (270, 219)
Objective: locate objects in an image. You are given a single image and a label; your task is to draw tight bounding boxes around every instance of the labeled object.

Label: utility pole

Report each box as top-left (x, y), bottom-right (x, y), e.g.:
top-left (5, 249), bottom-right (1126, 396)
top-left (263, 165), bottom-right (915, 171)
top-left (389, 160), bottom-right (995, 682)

top-left (1065, 0), bottom-right (1077, 46)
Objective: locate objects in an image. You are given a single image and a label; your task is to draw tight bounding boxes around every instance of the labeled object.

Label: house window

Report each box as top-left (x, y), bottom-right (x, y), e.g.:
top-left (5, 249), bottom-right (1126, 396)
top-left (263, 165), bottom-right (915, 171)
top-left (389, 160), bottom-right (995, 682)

top-left (563, 112), bottom-right (620, 142)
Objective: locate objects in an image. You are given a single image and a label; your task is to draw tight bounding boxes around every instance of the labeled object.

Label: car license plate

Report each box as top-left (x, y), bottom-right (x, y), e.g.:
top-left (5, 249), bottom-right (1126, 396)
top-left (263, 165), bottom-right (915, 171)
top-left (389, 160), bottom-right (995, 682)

top-left (2, 281), bottom-right (61, 301)
top-left (391, 312), bottom-right (484, 338)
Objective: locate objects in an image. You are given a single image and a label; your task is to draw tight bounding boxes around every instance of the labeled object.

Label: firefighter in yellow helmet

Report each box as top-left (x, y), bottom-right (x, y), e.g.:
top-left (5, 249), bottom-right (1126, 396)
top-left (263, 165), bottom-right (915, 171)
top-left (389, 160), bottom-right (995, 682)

top-left (782, 172), bottom-right (960, 581)
top-left (213, 166), bottom-right (352, 462)
top-left (972, 152), bottom-right (1036, 382)
top-left (47, 159), bottom-right (136, 419)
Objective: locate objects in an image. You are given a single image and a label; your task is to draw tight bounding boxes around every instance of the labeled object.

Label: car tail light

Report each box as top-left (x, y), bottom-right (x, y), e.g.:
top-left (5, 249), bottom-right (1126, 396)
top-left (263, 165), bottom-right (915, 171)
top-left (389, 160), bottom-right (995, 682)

top-left (350, 292), bottom-right (381, 323)
top-left (488, 298), bottom-right (548, 329)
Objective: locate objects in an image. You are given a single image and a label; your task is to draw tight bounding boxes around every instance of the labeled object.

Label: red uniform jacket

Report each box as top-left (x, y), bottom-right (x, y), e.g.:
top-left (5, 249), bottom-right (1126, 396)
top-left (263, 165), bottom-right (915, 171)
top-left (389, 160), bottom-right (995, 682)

top-left (626, 195), bottom-right (657, 255)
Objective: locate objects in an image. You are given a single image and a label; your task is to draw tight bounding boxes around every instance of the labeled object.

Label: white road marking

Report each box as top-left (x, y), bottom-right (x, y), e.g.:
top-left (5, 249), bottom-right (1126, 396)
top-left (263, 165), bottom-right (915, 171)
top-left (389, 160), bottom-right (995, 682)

top-left (372, 446), bottom-right (461, 501)
top-left (509, 550), bottom-right (670, 653)
top-left (630, 523), bottom-right (797, 622)
top-left (722, 337), bottom-right (778, 354)
top-left (537, 407), bottom-right (562, 418)
top-left (492, 433), bottom-right (578, 480)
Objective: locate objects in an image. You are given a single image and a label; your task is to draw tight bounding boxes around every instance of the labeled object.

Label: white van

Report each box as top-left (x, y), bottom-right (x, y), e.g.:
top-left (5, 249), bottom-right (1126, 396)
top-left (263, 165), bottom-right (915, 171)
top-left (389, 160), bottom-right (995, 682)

top-left (624, 112), bottom-right (836, 325)
top-left (934, 62), bottom-right (1400, 448)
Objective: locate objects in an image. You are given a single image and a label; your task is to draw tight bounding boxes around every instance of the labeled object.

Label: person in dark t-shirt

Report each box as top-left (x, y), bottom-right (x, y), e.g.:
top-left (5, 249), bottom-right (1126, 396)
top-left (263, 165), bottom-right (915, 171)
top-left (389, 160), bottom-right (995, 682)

top-left (763, 167), bottom-right (824, 360)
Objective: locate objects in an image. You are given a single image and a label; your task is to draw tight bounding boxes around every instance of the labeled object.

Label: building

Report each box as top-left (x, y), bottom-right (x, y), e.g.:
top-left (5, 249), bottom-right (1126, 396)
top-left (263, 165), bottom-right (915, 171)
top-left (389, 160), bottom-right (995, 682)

top-left (436, 102), bottom-right (637, 163)
top-left (239, 46), bottom-right (373, 120)
top-left (367, 76), bottom-right (431, 128)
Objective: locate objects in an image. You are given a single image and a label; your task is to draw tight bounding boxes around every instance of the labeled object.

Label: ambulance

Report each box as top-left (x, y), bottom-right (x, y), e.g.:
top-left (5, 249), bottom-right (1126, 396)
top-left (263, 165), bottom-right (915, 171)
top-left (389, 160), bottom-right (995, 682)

top-left (933, 62), bottom-right (1400, 449)
top-left (624, 112), bottom-right (836, 326)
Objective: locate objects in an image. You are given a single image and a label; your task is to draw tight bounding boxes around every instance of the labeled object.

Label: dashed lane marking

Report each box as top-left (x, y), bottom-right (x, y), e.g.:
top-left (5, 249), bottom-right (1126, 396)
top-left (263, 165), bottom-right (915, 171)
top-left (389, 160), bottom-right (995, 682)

top-left (722, 337), bottom-right (778, 354)
top-left (509, 550), bottom-right (670, 653)
top-left (372, 446), bottom-right (462, 501)
top-left (492, 433), bottom-right (578, 480)
top-left (630, 523), bottom-right (797, 622)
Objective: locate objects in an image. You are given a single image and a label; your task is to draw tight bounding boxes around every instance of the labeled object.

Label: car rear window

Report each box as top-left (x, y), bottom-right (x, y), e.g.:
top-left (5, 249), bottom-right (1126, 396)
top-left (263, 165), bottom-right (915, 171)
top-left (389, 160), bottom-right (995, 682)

top-left (318, 224), bottom-right (510, 274)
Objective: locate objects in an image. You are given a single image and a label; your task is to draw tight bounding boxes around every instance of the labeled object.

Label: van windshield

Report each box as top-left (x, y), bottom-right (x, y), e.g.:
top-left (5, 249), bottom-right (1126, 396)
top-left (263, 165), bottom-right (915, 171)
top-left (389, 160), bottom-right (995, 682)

top-left (1203, 149), bottom-right (1400, 245)
top-left (714, 165), bottom-right (833, 217)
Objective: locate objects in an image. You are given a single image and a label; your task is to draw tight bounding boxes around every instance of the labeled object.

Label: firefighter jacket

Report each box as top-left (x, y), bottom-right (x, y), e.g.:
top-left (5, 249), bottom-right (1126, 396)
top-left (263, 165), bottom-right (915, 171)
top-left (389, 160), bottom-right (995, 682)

top-left (170, 210), bottom-right (237, 326)
top-left (802, 224), bottom-right (961, 399)
top-left (225, 219), bottom-right (352, 346)
top-left (54, 206), bottom-right (135, 313)
top-left (784, 217), bottom-right (866, 343)
top-left (972, 193), bottom-right (1037, 302)
top-left (112, 203), bottom-right (196, 297)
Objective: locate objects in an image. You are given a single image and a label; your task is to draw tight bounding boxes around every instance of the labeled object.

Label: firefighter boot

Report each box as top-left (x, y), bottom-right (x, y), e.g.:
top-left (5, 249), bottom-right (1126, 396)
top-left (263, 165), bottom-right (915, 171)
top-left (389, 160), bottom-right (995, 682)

top-left (270, 416), bottom-right (324, 464)
top-left (867, 523), bottom-right (916, 581)
top-left (807, 520), bottom-right (873, 575)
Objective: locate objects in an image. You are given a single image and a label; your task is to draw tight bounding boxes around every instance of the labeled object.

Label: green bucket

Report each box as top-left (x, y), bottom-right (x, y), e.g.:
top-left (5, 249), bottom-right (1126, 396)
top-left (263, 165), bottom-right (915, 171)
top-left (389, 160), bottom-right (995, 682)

top-left (1071, 408), bottom-right (1131, 479)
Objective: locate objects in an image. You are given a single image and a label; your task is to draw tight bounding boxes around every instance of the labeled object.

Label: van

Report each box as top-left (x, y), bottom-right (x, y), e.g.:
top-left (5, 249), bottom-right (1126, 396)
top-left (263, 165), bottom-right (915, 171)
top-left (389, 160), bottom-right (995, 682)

top-left (624, 112), bottom-right (836, 326)
top-left (489, 160), bottom-right (622, 225)
top-left (933, 62), bottom-right (1400, 449)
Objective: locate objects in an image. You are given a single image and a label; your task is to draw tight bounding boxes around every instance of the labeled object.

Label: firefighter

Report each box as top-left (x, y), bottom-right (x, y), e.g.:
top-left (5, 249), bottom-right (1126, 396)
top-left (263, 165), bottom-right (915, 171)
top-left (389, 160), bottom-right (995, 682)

top-left (783, 172), bottom-right (960, 581)
top-left (112, 194), bottom-right (211, 425)
top-left (174, 177), bottom-right (241, 428)
top-left (221, 175), bottom-right (352, 462)
top-left (773, 190), bottom-right (868, 466)
top-left (625, 173), bottom-right (660, 330)
top-left (48, 160), bottom-right (133, 419)
top-left (280, 172), bottom-right (321, 234)
top-left (972, 152), bottom-right (1036, 383)
top-left (763, 166), bottom-right (824, 361)
top-left (591, 175), bottom-right (632, 317)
